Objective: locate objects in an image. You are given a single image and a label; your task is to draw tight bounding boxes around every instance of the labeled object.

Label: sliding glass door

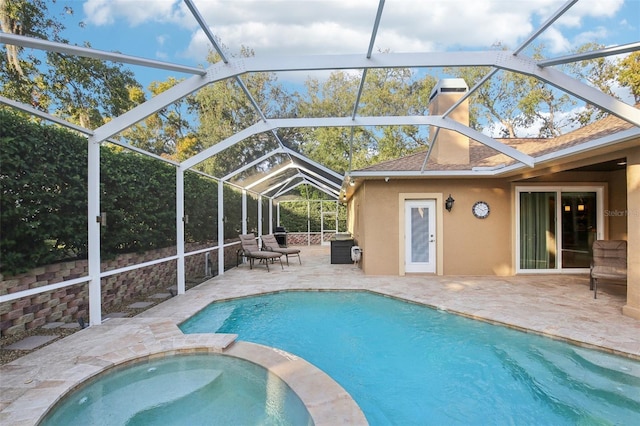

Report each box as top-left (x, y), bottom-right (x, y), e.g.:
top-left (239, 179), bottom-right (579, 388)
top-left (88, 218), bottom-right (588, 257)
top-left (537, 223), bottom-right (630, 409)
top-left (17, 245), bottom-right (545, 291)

top-left (517, 186), bottom-right (603, 272)
top-left (520, 192), bottom-right (556, 269)
top-left (561, 192), bottom-right (598, 268)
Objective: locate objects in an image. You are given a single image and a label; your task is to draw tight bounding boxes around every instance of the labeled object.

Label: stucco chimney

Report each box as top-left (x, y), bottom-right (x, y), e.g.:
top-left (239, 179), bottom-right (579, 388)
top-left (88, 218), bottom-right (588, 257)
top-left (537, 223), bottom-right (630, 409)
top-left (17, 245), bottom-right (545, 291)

top-left (428, 78), bottom-right (470, 165)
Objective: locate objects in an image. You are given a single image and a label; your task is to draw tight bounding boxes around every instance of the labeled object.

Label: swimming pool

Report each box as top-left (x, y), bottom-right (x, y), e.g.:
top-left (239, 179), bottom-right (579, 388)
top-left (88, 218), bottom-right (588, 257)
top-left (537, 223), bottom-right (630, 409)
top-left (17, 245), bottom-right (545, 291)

top-left (39, 353), bottom-right (313, 426)
top-left (180, 291), bottom-right (640, 425)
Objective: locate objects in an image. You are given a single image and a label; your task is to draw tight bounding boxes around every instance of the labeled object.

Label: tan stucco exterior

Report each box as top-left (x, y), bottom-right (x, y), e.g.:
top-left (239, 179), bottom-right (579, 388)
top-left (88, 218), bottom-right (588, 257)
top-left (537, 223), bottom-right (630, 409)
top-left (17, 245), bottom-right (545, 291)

top-left (623, 147), bottom-right (640, 320)
top-left (350, 178), bottom-right (513, 276)
top-left (346, 144), bottom-right (640, 317)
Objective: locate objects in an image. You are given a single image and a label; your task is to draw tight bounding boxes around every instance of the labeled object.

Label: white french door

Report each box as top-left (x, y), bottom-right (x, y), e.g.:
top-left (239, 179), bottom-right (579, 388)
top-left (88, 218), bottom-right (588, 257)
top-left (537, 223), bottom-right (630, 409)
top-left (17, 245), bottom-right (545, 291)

top-left (405, 200), bottom-right (436, 273)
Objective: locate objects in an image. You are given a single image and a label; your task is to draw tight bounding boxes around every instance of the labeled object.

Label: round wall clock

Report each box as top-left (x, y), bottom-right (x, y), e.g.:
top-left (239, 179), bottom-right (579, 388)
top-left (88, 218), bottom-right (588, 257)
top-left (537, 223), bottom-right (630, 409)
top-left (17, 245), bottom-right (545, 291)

top-left (472, 201), bottom-right (490, 219)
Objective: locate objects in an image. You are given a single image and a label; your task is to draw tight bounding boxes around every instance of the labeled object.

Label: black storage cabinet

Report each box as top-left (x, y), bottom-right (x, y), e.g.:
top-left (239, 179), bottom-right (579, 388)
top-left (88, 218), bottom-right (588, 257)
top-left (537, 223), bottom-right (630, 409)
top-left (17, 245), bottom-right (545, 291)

top-left (331, 239), bottom-right (355, 264)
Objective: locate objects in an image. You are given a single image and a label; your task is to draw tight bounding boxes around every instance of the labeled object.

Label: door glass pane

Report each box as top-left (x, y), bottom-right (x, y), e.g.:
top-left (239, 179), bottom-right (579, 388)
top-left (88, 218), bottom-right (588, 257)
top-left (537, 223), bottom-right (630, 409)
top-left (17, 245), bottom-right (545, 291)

top-left (561, 192), bottom-right (597, 268)
top-left (411, 207), bottom-right (429, 262)
top-left (520, 192), bottom-right (556, 269)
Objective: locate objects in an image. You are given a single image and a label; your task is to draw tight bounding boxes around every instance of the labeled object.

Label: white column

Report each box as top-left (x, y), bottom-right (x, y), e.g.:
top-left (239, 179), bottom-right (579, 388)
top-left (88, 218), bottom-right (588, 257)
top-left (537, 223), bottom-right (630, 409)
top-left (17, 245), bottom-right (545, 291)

top-left (257, 194), bottom-right (263, 237)
top-left (176, 166), bottom-right (186, 295)
top-left (307, 200), bottom-right (311, 246)
top-left (242, 189), bottom-right (247, 234)
top-left (269, 197), bottom-right (274, 233)
top-left (87, 137), bottom-right (102, 326)
top-left (217, 180), bottom-right (225, 276)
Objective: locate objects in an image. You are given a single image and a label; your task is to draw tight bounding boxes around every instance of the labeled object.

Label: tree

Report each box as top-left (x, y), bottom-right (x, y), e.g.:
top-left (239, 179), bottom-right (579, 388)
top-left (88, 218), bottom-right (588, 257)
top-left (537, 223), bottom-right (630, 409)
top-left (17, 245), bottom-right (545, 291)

top-left (618, 51), bottom-right (640, 105)
top-left (193, 46), bottom-right (296, 177)
top-left (360, 68), bottom-right (437, 164)
top-left (0, 0), bottom-right (66, 107)
top-left (565, 42), bottom-right (620, 125)
top-left (444, 60), bottom-right (537, 138)
top-left (0, 0), bottom-right (142, 128)
top-left (445, 43), bottom-right (626, 138)
top-left (296, 66), bottom-right (437, 172)
top-left (45, 49), bottom-right (141, 129)
top-left (296, 71), bottom-right (362, 173)
top-left (122, 78), bottom-right (199, 160)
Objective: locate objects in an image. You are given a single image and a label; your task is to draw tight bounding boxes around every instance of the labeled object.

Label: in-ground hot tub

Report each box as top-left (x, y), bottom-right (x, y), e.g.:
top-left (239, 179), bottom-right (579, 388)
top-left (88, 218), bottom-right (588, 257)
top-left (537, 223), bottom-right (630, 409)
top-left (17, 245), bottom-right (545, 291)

top-left (39, 352), bottom-right (313, 425)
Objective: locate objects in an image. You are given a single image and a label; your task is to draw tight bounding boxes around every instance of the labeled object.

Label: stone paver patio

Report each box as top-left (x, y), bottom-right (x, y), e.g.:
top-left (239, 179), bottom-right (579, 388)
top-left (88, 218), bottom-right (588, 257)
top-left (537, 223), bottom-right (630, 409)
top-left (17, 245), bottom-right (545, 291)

top-left (1, 245), bottom-right (638, 425)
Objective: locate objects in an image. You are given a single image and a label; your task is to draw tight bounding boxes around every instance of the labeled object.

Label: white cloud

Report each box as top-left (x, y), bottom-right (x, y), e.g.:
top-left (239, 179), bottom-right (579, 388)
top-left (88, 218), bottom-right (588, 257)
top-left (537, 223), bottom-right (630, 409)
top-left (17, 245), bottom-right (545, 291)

top-left (570, 0), bottom-right (625, 19)
top-left (81, 0), bottom-right (632, 64)
top-left (572, 27), bottom-right (610, 47)
top-left (540, 27), bottom-right (572, 54)
top-left (83, 0), bottom-right (190, 27)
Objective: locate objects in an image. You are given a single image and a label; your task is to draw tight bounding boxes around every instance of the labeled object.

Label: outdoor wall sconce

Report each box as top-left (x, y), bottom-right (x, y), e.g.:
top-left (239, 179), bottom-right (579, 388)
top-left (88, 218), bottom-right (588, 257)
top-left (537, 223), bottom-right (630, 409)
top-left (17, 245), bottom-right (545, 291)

top-left (445, 194), bottom-right (455, 212)
top-left (96, 212), bottom-right (107, 227)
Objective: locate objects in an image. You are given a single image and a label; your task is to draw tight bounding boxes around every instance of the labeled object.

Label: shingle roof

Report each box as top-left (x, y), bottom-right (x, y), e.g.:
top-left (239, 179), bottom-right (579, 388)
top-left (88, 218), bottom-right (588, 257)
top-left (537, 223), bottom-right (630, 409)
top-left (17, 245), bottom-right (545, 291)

top-left (359, 113), bottom-right (637, 172)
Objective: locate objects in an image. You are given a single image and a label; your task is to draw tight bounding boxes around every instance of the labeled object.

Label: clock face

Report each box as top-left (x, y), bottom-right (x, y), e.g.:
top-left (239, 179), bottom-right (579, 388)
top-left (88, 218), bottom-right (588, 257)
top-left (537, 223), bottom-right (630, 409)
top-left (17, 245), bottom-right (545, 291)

top-left (472, 201), bottom-right (490, 219)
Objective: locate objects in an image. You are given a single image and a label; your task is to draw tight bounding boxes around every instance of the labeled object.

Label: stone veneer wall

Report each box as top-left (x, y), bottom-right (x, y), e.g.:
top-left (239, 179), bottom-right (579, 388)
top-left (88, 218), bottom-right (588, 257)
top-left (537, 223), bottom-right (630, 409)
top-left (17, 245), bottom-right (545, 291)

top-left (0, 241), bottom-right (242, 336)
top-left (285, 232), bottom-right (325, 246)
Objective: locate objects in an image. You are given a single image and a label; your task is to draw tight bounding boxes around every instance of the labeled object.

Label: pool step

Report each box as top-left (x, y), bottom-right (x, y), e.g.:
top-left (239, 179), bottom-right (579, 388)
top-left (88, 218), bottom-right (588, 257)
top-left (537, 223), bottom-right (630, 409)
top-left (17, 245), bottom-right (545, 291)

top-left (78, 368), bottom-right (222, 424)
top-left (496, 344), bottom-right (640, 420)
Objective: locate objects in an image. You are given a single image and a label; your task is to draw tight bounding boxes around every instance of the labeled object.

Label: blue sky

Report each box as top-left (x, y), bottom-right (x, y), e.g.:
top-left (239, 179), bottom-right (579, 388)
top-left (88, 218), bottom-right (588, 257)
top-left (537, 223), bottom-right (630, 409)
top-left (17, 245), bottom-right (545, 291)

top-left (47, 0), bottom-right (639, 95)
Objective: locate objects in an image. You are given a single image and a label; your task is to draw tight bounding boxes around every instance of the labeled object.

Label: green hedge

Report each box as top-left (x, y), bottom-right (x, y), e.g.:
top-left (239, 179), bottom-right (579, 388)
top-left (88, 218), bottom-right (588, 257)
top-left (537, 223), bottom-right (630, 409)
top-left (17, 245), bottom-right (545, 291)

top-left (278, 200), bottom-right (346, 232)
top-left (1, 110), bottom-right (89, 271)
top-left (0, 110), bottom-right (246, 275)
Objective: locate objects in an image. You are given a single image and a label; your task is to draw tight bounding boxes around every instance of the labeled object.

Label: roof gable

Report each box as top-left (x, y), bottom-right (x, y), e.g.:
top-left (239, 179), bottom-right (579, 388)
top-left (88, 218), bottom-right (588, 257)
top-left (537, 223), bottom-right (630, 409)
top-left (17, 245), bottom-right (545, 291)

top-left (358, 112), bottom-right (637, 173)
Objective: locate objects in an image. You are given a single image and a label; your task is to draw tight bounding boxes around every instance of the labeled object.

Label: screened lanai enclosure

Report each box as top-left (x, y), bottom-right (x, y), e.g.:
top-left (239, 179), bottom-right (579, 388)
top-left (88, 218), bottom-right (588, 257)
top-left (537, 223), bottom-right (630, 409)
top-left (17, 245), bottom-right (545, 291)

top-left (1, 0), bottom-right (639, 327)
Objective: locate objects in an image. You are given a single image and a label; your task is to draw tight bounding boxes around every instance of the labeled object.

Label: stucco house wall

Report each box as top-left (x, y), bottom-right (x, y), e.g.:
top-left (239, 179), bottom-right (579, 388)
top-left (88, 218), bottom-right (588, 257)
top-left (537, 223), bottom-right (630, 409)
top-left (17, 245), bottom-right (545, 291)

top-left (352, 179), bottom-right (513, 276)
top-left (344, 79), bottom-right (638, 318)
top-left (349, 156), bottom-right (633, 277)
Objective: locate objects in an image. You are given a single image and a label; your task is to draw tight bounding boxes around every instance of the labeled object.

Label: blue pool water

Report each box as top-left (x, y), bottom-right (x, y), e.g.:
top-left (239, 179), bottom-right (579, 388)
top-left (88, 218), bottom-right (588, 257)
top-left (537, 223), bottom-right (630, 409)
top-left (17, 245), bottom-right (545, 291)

top-left (180, 291), bottom-right (640, 425)
top-left (40, 353), bottom-right (312, 426)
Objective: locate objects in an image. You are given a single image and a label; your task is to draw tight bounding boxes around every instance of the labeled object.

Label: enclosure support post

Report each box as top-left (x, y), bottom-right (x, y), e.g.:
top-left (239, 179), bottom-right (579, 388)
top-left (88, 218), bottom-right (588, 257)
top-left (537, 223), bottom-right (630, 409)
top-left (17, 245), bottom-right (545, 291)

top-left (277, 202), bottom-right (280, 226)
top-left (242, 189), bottom-right (247, 234)
top-left (257, 194), bottom-right (263, 238)
top-left (307, 200), bottom-right (311, 246)
top-left (176, 167), bottom-right (186, 295)
top-left (217, 180), bottom-right (225, 276)
top-left (269, 197), bottom-right (274, 234)
top-left (87, 138), bottom-right (102, 326)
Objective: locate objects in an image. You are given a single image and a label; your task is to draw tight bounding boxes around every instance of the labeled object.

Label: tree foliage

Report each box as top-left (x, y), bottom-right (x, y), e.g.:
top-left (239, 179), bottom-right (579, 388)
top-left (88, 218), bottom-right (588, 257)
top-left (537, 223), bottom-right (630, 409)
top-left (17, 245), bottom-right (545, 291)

top-left (0, 0), bottom-right (65, 107)
top-left (618, 51), bottom-right (640, 105)
top-left (193, 46), bottom-right (297, 177)
top-left (295, 67), bottom-right (437, 172)
top-left (122, 78), bottom-right (199, 160)
top-left (0, 0), bottom-right (141, 128)
top-left (0, 111), bottom-right (245, 275)
top-left (445, 43), bottom-right (636, 138)
top-left (45, 50), bottom-right (141, 129)
top-left (565, 43), bottom-right (620, 126)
